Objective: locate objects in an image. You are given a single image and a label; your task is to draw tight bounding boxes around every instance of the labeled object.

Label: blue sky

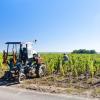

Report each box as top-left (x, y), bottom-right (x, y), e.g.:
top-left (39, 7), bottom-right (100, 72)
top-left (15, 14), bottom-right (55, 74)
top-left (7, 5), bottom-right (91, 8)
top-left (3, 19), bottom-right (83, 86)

top-left (0, 0), bottom-right (100, 52)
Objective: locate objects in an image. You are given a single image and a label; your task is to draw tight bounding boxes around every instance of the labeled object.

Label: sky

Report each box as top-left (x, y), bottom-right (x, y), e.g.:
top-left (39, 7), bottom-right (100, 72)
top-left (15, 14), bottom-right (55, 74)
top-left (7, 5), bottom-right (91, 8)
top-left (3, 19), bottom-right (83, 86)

top-left (0, 0), bottom-right (100, 52)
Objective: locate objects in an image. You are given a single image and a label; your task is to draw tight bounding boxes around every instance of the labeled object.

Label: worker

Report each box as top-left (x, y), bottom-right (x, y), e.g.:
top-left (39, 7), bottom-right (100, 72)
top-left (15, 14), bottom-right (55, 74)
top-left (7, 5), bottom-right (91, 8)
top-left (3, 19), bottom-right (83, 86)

top-left (22, 47), bottom-right (28, 65)
top-left (62, 53), bottom-right (69, 65)
top-left (33, 54), bottom-right (42, 77)
top-left (54, 53), bottom-right (69, 74)
top-left (8, 58), bottom-right (14, 71)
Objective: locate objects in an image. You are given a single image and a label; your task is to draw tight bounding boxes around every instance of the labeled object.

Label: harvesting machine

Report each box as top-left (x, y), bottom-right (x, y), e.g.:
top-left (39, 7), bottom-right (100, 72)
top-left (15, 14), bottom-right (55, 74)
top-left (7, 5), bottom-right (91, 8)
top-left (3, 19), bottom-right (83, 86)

top-left (1, 41), bottom-right (46, 83)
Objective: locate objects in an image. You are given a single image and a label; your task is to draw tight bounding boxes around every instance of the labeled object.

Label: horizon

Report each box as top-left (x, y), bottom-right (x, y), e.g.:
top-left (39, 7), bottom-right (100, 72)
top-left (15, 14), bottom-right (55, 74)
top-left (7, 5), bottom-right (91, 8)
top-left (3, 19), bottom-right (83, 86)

top-left (0, 0), bottom-right (100, 52)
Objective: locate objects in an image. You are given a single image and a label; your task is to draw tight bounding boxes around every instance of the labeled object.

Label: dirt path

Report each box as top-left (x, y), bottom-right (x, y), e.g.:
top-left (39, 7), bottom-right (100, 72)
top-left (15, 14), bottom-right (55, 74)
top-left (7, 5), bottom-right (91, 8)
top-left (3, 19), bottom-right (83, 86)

top-left (0, 76), bottom-right (100, 99)
top-left (0, 86), bottom-right (99, 100)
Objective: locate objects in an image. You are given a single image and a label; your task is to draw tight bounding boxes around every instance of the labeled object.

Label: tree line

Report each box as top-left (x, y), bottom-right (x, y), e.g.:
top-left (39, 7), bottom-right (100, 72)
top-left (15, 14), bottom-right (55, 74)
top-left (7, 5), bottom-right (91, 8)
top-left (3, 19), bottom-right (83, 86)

top-left (72, 49), bottom-right (97, 54)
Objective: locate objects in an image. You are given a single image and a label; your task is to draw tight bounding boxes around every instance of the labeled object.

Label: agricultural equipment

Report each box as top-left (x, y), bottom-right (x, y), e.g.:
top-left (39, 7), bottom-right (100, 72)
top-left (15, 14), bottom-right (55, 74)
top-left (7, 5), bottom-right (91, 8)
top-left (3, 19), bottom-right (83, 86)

top-left (2, 42), bottom-right (46, 83)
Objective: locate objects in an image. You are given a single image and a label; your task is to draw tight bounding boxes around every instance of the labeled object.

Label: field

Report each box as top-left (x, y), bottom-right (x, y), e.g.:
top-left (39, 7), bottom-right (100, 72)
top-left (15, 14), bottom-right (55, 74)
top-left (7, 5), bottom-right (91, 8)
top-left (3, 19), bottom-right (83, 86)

top-left (0, 53), bottom-right (4, 77)
top-left (41, 53), bottom-right (100, 78)
top-left (0, 53), bottom-right (3, 66)
top-left (31, 53), bottom-right (100, 97)
top-left (17, 53), bottom-right (100, 98)
top-left (0, 53), bottom-right (100, 98)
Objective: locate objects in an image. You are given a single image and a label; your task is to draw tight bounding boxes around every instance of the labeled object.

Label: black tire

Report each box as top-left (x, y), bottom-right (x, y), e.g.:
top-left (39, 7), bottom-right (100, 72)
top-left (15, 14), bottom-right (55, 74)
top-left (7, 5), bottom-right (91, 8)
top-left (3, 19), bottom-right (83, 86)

top-left (38, 64), bottom-right (46, 77)
top-left (18, 72), bottom-right (26, 83)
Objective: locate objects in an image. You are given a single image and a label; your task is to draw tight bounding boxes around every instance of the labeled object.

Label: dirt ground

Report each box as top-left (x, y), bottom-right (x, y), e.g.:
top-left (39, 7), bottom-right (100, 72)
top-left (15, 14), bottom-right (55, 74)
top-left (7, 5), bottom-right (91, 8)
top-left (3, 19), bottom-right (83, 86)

top-left (15, 74), bottom-right (100, 99)
top-left (0, 69), bottom-right (100, 99)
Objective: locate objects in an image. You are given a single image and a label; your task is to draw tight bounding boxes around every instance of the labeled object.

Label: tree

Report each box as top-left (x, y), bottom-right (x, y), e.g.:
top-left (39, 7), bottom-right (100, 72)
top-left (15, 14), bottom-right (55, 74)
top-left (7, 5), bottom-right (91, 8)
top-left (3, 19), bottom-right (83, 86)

top-left (72, 49), bottom-right (97, 54)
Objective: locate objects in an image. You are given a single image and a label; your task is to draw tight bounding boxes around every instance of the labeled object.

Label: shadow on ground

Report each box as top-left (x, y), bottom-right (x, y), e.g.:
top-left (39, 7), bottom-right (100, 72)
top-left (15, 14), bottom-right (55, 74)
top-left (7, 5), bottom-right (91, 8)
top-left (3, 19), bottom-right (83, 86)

top-left (0, 78), bottom-right (19, 86)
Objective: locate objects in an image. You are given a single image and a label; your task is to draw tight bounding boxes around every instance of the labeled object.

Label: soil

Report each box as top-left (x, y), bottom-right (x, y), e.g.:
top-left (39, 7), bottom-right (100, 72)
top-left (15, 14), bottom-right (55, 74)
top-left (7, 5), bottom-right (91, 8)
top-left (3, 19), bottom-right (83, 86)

top-left (0, 69), bottom-right (100, 99)
top-left (15, 74), bottom-right (100, 99)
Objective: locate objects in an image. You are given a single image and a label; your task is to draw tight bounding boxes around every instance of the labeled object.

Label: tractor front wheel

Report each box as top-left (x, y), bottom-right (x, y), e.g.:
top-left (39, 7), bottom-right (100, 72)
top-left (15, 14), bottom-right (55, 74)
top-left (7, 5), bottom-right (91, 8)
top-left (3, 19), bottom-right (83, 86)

top-left (18, 72), bottom-right (26, 83)
top-left (37, 64), bottom-right (46, 78)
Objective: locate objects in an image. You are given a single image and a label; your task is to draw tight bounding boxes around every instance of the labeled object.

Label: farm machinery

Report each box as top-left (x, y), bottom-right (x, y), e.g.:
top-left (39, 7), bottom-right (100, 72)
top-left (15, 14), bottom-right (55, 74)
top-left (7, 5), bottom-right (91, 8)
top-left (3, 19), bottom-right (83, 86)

top-left (1, 42), bottom-right (46, 83)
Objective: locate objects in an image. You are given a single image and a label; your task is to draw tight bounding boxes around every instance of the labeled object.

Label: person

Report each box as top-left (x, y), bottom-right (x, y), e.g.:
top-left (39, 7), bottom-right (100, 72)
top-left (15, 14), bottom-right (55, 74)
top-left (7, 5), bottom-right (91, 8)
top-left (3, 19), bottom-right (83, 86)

top-left (62, 53), bottom-right (69, 65)
top-left (54, 53), bottom-right (69, 74)
top-left (33, 54), bottom-right (42, 77)
top-left (22, 47), bottom-right (28, 65)
top-left (8, 58), bottom-right (14, 71)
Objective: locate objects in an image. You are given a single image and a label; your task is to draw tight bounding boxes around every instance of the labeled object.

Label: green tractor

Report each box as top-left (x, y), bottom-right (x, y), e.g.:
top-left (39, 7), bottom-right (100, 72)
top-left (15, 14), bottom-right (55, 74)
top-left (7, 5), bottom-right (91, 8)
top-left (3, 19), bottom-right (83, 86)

top-left (2, 42), bottom-right (46, 83)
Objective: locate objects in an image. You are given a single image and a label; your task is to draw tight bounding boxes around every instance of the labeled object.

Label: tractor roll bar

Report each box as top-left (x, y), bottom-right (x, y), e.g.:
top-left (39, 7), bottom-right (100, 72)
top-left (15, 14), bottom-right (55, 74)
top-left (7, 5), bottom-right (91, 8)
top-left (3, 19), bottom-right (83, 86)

top-left (5, 42), bottom-right (21, 44)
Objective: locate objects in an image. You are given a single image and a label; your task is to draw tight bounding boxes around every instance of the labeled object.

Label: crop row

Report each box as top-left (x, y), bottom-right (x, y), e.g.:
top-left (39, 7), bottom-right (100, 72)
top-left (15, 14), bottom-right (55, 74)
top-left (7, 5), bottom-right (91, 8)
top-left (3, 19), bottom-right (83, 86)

top-left (41, 53), bottom-right (100, 79)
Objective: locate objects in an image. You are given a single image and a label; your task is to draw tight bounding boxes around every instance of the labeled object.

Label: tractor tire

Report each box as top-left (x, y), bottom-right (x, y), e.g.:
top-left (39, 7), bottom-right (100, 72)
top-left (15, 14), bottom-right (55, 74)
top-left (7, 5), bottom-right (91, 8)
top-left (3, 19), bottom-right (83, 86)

top-left (18, 73), bottom-right (26, 83)
top-left (38, 64), bottom-right (46, 77)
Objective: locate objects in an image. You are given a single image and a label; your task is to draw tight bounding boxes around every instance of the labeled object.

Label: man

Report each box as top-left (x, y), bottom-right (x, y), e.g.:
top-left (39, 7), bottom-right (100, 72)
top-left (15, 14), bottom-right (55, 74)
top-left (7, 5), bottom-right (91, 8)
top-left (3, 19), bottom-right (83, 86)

top-left (33, 54), bottom-right (43, 77)
top-left (22, 47), bottom-right (28, 65)
top-left (56, 53), bottom-right (69, 74)
top-left (62, 53), bottom-right (69, 65)
top-left (8, 58), bottom-right (14, 71)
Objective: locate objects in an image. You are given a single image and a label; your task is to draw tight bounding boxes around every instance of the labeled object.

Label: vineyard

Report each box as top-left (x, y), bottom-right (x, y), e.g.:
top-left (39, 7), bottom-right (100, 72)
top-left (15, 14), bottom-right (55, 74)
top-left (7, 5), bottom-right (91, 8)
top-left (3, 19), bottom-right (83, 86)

top-left (0, 53), bottom-right (100, 82)
top-left (0, 53), bottom-right (100, 97)
top-left (0, 53), bottom-right (2, 65)
top-left (41, 53), bottom-right (100, 79)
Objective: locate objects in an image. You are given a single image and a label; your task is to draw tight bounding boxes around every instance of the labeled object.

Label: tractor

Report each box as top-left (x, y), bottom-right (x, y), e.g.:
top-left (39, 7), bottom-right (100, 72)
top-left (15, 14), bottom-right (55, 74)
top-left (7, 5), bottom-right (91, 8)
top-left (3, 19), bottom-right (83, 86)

top-left (2, 42), bottom-right (46, 83)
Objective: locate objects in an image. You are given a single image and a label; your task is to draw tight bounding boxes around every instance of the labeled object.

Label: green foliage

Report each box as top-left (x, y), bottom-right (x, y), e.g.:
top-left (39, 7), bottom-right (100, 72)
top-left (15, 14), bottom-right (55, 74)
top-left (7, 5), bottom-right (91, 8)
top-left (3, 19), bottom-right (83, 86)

top-left (0, 53), bottom-right (3, 68)
top-left (72, 49), bottom-right (97, 54)
top-left (0, 52), bottom-right (100, 79)
top-left (41, 53), bottom-right (100, 79)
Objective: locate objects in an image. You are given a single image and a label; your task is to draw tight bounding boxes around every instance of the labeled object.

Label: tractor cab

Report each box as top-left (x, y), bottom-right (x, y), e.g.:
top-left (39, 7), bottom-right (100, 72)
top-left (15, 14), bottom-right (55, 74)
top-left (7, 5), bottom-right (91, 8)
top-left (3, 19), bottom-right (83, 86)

top-left (3, 42), bottom-right (37, 66)
top-left (3, 42), bottom-right (21, 65)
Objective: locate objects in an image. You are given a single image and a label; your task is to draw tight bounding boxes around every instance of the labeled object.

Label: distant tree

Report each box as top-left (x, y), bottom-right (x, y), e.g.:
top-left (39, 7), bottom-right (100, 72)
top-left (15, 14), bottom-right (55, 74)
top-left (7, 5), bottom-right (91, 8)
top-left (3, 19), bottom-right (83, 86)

top-left (89, 50), bottom-right (97, 54)
top-left (72, 49), bottom-right (97, 54)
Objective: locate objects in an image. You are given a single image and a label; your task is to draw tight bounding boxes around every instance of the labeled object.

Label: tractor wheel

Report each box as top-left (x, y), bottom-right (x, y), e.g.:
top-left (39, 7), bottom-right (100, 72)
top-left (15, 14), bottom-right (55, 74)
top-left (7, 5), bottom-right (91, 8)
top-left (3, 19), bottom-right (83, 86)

top-left (38, 64), bottom-right (46, 77)
top-left (3, 71), bottom-right (12, 81)
top-left (18, 73), bottom-right (26, 83)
